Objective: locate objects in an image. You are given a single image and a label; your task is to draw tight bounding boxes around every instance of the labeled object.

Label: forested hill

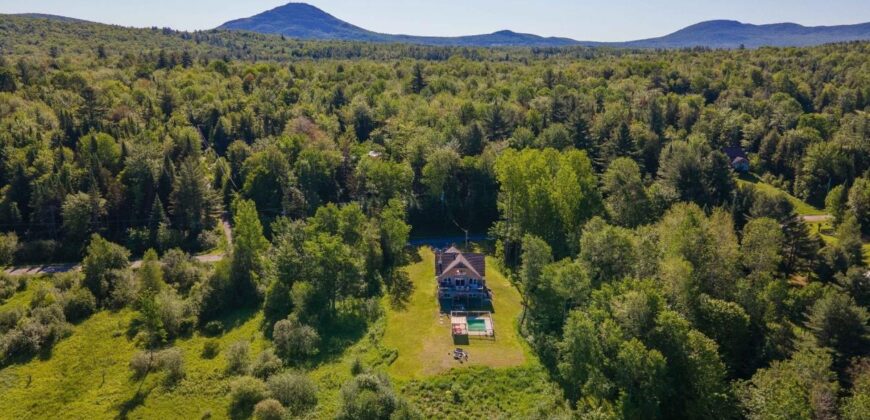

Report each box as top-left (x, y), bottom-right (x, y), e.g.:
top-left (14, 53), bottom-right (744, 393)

top-left (217, 2), bottom-right (580, 47)
top-left (0, 8), bottom-right (869, 420)
top-left (621, 20), bottom-right (870, 49)
top-left (216, 2), bottom-right (870, 48)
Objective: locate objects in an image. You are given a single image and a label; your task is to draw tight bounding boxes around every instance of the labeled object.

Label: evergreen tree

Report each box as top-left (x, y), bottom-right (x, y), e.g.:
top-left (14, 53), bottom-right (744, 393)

top-left (411, 63), bottom-right (426, 94)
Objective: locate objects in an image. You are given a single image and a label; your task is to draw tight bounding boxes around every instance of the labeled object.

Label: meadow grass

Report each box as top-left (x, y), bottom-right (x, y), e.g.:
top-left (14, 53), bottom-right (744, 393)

top-left (0, 277), bottom-right (40, 313)
top-left (0, 306), bottom-right (268, 419)
top-left (737, 176), bottom-right (826, 216)
top-left (0, 247), bottom-right (549, 419)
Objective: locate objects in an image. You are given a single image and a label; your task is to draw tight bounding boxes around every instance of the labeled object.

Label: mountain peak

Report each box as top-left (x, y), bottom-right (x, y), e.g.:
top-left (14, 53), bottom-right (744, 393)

top-left (216, 3), bottom-right (870, 49)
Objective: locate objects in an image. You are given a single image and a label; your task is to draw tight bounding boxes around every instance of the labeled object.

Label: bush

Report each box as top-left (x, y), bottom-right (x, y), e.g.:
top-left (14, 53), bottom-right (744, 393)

top-left (253, 399), bottom-right (285, 420)
top-left (202, 339), bottom-right (220, 359)
top-left (350, 358), bottom-right (364, 376)
top-left (338, 373), bottom-right (418, 420)
top-left (0, 274), bottom-right (21, 302)
top-left (225, 340), bottom-right (251, 375)
top-left (81, 234), bottom-right (130, 305)
top-left (0, 308), bottom-right (23, 334)
top-left (267, 372), bottom-right (318, 415)
top-left (106, 269), bottom-right (138, 310)
top-left (229, 376), bottom-right (268, 418)
top-left (273, 318), bottom-right (319, 363)
top-left (162, 248), bottom-right (203, 292)
top-left (203, 320), bottom-right (224, 336)
top-left (197, 229), bottom-right (221, 251)
top-left (155, 289), bottom-right (186, 339)
top-left (61, 287), bottom-right (97, 323)
top-left (158, 347), bottom-right (185, 384)
top-left (251, 349), bottom-right (282, 379)
top-left (129, 351), bottom-right (154, 379)
top-left (0, 302), bottom-right (70, 363)
top-left (0, 232), bottom-right (18, 266)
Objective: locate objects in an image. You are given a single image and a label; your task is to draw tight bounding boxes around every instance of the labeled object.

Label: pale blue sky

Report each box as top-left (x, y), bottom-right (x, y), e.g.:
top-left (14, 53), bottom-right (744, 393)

top-left (1, 0), bottom-right (868, 42)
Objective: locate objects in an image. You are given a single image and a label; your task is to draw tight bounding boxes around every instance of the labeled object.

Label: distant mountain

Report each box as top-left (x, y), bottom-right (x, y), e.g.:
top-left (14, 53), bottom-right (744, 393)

top-left (218, 3), bottom-right (870, 48)
top-left (218, 3), bottom-right (578, 47)
top-left (620, 20), bottom-right (870, 49)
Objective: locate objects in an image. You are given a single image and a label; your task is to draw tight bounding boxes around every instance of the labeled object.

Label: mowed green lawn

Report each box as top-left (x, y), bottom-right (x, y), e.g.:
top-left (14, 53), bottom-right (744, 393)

top-left (382, 247), bottom-right (529, 380)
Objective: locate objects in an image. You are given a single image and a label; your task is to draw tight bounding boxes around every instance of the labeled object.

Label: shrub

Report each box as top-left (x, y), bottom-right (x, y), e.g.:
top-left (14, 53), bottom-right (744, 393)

top-left (273, 317), bottom-right (319, 363)
top-left (225, 340), bottom-right (251, 375)
top-left (0, 328), bottom-right (30, 361)
top-left (253, 399), bottom-right (285, 420)
top-left (155, 289), bottom-right (186, 339)
top-left (0, 274), bottom-right (21, 302)
top-left (202, 339), bottom-right (220, 359)
top-left (106, 269), bottom-right (138, 309)
top-left (267, 372), bottom-right (318, 415)
top-left (61, 287), bottom-right (97, 322)
top-left (0, 303), bottom-right (70, 363)
top-left (197, 229), bottom-right (220, 251)
top-left (0, 232), bottom-right (18, 266)
top-left (161, 248), bottom-right (203, 292)
top-left (251, 349), bottom-right (282, 379)
top-left (350, 358), bottom-right (364, 376)
top-left (129, 351), bottom-right (155, 379)
top-left (338, 373), bottom-right (418, 420)
top-left (0, 308), bottom-right (24, 334)
top-left (158, 347), bottom-right (185, 384)
top-left (82, 234), bottom-right (130, 304)
top-left (204, 320), bottom-right (224, 336)
top-left (229, 376), bottom-right (268, 418)
top-left (30, 285), bottom-right (59, 309)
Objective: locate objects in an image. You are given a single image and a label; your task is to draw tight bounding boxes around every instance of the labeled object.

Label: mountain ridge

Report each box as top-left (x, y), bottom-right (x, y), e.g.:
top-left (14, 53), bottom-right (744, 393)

top-left (7, 3), bottom-right (870, 49)
top-left (216, 3), bottom-right (870, 48)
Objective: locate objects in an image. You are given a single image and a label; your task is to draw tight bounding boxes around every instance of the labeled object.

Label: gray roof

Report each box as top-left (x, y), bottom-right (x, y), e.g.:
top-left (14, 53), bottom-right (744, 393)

top-left (436, 249), bottom-right (485, 277)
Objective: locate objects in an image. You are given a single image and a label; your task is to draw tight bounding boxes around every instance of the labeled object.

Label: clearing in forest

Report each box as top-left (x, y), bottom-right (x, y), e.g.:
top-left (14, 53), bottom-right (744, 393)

top-left (382, 247), bottom-right (529, 379)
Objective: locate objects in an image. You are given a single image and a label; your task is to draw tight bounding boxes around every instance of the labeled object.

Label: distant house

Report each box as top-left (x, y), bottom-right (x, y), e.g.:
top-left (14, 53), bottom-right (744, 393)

top-left (723, 146), bottom-right (750, 173)
top-left (435, 247), bottom-right (490, 307)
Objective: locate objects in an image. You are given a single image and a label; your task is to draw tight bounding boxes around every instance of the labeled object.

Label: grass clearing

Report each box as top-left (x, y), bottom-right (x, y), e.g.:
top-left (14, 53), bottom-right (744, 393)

top-left (0, 306), bottom-right (268, 419)
top-left (737, 175), bottom-right (826, 216)
top-left (382, 247), bottom-right (528, 380)
top-left (0, 277), bottom-right (41, 313)
top-left (0, 247), bottom-right (549, 418)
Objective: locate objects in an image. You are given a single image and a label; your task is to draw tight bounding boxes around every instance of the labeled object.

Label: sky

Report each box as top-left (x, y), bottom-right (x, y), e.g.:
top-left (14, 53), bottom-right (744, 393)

top-left (0, 0), bottom-right (868, 42)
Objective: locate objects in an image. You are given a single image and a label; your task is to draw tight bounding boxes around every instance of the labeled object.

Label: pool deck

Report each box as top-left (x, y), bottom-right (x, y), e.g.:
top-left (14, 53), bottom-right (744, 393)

top-left (451, 311), bottom-right (495, 338)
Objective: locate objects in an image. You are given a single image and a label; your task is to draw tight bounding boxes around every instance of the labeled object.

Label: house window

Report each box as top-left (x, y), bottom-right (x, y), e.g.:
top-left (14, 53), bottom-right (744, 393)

top-left (456, 279), bottom-right (466, 286)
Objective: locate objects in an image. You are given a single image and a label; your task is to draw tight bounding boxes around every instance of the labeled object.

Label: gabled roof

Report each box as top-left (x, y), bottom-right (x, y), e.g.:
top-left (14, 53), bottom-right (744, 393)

top-left (444, 246), bottom-right (461, 254)
top-left (441, 254), bottom-right (482, 279)
top-left (436, 249), bottom-right (485, 277)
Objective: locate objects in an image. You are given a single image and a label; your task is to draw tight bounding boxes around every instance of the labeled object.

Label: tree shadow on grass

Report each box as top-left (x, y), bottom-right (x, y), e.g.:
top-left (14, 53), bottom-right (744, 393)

top-left (406, 247), bottom-right (423, 264)
top-left (308, 304), bottom-right (373, 367)
top-left (387, 270), bottom-right (414, 311)
top-left (115, 384), bottom-right (154, 420)
top-left (214, 306), bottom-right (259, 331)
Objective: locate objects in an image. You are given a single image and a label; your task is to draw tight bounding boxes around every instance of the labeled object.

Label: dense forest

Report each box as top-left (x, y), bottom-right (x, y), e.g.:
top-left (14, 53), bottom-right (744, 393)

top-left (0, 15), bottom-right (869, 419)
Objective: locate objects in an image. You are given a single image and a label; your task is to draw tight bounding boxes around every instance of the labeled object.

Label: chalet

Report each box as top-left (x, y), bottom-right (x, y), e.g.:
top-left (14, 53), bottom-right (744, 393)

top-left (723, 146), bottom-right (750, 173)
top-left (435, 246), bottom-right (490, 307)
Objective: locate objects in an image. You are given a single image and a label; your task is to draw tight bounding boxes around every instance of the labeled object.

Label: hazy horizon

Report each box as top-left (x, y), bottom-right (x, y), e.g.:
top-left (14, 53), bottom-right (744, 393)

top-left (0, 0), bottom-right (869, 42)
